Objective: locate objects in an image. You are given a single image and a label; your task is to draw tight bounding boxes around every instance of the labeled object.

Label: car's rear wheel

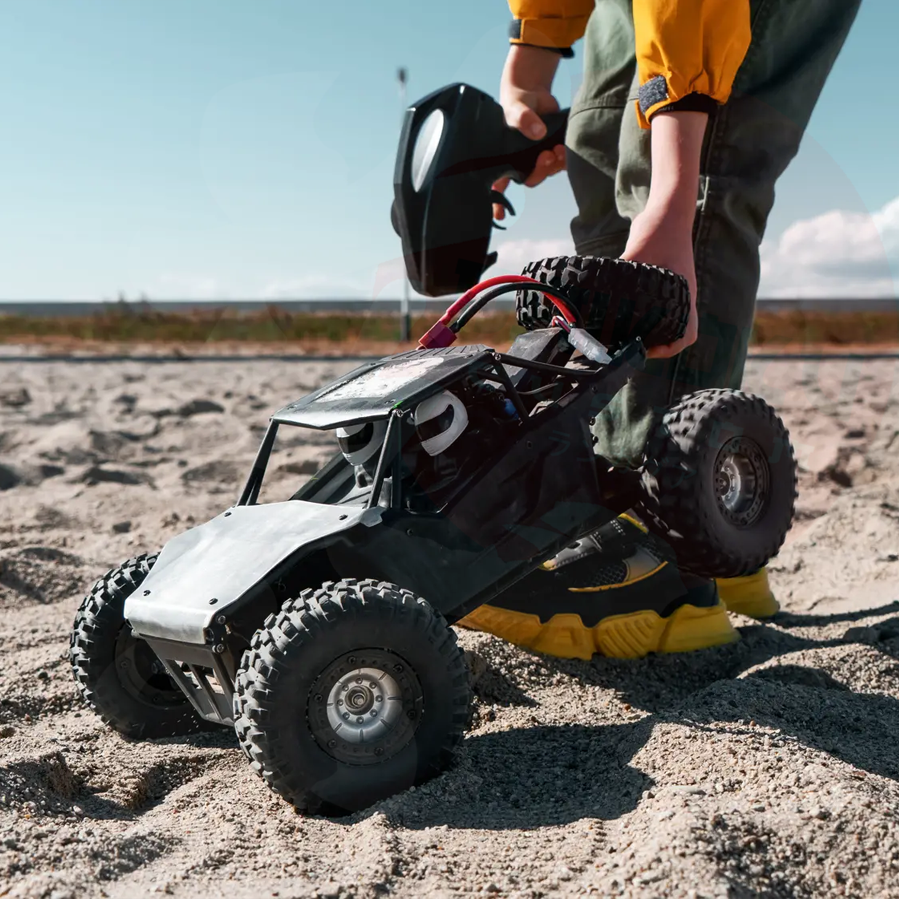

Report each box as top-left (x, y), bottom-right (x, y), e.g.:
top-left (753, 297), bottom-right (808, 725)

top-left (233, 579), bottom-right (472, 814)
top-left (516, 256), bottom-right (690, 349)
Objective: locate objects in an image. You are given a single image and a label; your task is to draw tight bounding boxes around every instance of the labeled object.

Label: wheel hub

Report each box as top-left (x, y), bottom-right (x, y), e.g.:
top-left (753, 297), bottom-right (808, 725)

top-left (326, 666), bottom-right (403, 744)
top-left (714, 436), bottom-right (769, 528)
top-left (308, 649), bottom-right (422, 766)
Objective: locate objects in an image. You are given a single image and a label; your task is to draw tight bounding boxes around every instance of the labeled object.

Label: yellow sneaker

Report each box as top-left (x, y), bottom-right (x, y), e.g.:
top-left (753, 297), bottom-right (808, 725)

top-left (716, 568), bottom-right (779, 618)
top-left (458, 517), bottom-right (738, 660)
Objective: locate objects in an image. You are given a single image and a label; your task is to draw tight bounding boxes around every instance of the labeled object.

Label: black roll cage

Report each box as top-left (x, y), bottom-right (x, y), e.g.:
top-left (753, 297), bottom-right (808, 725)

top-left (237, 338), bottom-right (645, 512)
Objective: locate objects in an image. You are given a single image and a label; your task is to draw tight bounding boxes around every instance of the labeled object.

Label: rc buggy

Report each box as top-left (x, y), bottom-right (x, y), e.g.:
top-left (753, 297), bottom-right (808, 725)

top-left (70, 83), bottom-right (797, 815)
top-left (70, 257), bottom-right (797, 813)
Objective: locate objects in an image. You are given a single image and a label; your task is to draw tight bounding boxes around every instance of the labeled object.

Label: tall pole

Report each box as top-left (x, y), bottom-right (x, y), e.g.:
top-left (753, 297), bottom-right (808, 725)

top-left (397, 66), bottom-right (411, 342)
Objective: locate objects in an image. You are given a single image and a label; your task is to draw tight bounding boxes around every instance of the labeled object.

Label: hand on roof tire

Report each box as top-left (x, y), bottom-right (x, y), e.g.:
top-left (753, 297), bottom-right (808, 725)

top-left (622, 206), bottom-right (698, 359)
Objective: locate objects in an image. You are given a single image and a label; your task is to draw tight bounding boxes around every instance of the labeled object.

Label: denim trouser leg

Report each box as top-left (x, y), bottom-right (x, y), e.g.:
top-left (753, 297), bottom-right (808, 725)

top-left (566, 0), bottom-right (862, 469)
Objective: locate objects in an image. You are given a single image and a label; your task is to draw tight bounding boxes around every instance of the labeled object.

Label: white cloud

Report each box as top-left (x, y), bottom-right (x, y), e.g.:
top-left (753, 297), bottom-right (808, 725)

top-left (876, 196), bottom-right (899, 258)
top-left (368, 240), bottom-right (575, 300)
top-left (495, 204), bottom-right (899, 300)
top-left (260, 275), bottom-right (367, 301)
top-left (149, 201), bottom-right (899, 304)
top-left (493, 238), bottom-right (573, 276)
top-left (370, 256), bottom-right (409, 300)
top-left (759, 197), bottom-right (899, 298)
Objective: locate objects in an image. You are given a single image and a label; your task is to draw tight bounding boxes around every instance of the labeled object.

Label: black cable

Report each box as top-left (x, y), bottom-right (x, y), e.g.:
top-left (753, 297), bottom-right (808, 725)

top-left (498, 282), bottom-right (582, 328)
top-left (450, 281), bottom-right (584, 333)
top-left (451, 284), bottom-right (517, 332)
top-left (525, 283), bottom-right (585, 327)
top-left (514, 282), bottom-right (585, 327)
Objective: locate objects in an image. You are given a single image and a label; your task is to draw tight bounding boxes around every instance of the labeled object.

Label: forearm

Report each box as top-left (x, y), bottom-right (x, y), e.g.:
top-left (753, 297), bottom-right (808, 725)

top-left (498, 43), bottom-right (563, 141)
top-left (622, 111), bottom-right (708, 358)
top-left (494, 39), bottom-right (567, 201)
top-left (645, 111), bottom-right (708, 224)
top-left (500, 45), bottom-right (561, 100)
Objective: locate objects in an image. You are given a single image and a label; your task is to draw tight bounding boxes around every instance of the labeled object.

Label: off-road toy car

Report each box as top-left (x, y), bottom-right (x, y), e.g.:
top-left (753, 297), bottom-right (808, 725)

top-left (70, 260), bottom-right (797, 815)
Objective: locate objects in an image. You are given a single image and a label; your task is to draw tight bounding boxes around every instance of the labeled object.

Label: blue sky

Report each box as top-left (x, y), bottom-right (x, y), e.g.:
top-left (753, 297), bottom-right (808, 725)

top-left (0, 0), bottom-right (895, 301)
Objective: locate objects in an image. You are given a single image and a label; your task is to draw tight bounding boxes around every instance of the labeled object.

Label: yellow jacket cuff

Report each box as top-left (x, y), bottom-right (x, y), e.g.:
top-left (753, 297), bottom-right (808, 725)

top-left (507, 0), bottom-right (594, 51)
top-left (633, 0), bottom-right (752, 129)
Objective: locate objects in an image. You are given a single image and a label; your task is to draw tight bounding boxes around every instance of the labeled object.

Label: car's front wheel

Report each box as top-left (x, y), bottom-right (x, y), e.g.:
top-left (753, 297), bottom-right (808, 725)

top-left (233, 579), bottom-right (472, 814)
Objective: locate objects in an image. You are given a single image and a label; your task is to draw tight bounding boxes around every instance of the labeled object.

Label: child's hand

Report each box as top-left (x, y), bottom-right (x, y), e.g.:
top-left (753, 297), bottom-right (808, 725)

top-left (492, 45), bottom-right (567, 221)
top-left (622, 205), bottom-right (698, 359)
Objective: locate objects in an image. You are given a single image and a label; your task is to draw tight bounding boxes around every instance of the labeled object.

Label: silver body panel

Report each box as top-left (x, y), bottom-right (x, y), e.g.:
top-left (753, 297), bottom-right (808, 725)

top-left (124, 501), bottom-right (369, 644)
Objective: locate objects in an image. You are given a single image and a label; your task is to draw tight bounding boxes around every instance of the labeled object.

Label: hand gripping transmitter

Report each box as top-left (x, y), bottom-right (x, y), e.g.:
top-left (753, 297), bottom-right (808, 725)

top-left (391, 83), bottom-right (569, 297)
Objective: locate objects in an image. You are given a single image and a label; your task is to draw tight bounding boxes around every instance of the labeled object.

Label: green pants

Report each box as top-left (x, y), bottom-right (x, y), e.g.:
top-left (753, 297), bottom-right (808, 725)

top-left (567, 0), bottom-right (861, 468)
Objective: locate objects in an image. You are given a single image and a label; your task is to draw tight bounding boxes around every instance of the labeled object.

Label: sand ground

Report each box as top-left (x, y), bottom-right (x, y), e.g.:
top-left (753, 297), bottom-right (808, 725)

top-left (2, 353), bottom-right (899, 898)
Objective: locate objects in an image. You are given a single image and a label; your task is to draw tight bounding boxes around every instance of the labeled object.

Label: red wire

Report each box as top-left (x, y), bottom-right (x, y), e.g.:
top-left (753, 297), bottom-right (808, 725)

top-left (439, 275), bottom-right (578, 327)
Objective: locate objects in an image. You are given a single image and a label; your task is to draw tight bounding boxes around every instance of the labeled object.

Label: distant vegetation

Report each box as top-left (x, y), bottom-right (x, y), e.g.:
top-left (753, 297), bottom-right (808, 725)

top-left (0, 304), bottom-right (520, 347)
top-left (1, 302), bottom-right (898, 349)
top-left (751, 310), bottom-right (899, 346)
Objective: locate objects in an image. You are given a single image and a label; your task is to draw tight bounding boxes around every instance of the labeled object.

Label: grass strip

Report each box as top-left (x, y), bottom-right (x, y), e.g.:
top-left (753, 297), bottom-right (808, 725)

top-left (1, 305), bottom-right (898, 346)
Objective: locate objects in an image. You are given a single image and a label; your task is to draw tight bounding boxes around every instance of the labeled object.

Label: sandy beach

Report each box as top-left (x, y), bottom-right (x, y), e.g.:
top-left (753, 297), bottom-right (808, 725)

top-left (2, 352), bottom-right (899, 898)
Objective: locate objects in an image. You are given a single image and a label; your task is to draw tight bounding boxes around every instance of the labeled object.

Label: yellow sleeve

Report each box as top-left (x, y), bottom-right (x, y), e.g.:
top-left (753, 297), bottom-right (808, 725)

top-left (633, 0), bottom-right (752, 128)
top-left (507, 0), bottom-right (594, 52)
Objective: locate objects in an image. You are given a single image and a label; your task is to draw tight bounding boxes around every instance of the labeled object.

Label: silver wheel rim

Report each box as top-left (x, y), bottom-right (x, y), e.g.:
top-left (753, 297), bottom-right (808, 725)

top-left (325, 666), bottom-right (403, 743)
top-left (308, 649), bottom-right (422, 766)
top-left (714, 436), bottom-right (769, 528)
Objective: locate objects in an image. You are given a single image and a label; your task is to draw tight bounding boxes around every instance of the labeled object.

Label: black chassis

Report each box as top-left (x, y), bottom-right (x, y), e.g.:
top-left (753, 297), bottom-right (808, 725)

top-left (123, 333), bottom-right (646, 726)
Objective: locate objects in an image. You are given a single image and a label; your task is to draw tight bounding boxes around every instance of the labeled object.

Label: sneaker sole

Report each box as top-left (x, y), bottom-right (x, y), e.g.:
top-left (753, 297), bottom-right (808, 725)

top-left (457, 599), bottom-right (738, 661)
top-left (716, 569), bottom-right (780, 619)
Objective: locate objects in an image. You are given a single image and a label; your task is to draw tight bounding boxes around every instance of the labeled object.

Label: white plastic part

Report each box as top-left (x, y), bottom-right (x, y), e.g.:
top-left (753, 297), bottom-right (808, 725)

top-left (336, 420), bottom-right (388, 466)
top-left (413, 390), bottom-right (469, 457)
top-left (566, 328), bottom-right (612, 364)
